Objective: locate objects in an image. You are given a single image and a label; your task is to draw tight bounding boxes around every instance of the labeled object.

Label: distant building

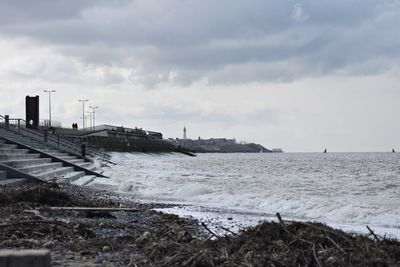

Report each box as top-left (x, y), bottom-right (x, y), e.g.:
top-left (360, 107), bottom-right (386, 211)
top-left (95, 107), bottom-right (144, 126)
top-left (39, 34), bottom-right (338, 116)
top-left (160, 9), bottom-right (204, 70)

top-left (175, 136), bottom-right (236, 147)
top-left (183, 126), bottom-right (187, 140)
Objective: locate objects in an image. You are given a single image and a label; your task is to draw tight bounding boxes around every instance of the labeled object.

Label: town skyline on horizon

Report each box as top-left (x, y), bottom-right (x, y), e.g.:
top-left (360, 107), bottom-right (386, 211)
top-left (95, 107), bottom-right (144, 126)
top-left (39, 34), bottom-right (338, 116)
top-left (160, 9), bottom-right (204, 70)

top-left (1, 1), bottom-right (400, 152)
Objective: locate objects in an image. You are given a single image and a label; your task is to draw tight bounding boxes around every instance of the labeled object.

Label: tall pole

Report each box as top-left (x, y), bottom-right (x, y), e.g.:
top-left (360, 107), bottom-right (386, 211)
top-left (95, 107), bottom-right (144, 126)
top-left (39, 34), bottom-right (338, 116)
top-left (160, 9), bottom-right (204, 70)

top-left (87, 111), bottom-right (93, 131)
top-left (78, 99), bottom-right (88, 130)
top-left (43, 90), bottom-right (56, 127)
top-left (89, 106), bottom-right (99, 131)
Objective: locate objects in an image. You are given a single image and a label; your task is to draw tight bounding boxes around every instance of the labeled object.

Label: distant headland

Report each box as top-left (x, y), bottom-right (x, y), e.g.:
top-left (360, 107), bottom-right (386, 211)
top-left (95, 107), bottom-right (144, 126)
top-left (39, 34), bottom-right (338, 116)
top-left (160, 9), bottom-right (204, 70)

top-left (168, 126), bottom-right (283, 153)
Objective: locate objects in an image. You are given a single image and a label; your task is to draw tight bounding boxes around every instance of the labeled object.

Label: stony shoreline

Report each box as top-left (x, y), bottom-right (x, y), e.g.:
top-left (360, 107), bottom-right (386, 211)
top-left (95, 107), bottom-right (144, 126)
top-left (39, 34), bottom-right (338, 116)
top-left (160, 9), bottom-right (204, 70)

top-left (0, 182), bottom-right (202, 266)
top-left (1, 182), bottom-right (399, 266)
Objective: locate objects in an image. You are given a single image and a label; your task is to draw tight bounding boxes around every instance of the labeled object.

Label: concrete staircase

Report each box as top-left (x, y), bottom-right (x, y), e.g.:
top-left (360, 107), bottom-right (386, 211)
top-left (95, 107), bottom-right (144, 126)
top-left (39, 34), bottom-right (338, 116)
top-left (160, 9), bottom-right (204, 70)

top-left (0, 129), bottom-right (105, 187)
top-left (0, 128), bottom-right (93, 167)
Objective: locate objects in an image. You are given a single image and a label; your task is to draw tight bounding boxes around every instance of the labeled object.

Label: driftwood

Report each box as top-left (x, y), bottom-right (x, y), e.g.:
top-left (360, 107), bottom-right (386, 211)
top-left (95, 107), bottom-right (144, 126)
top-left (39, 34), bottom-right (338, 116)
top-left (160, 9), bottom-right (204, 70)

top-left (367, 225), bottom-right (380, 242)
top-left (277, 213), bottom-right (322, 266)
top-left (42, 207), bottom-right (140, 212)
top-left (201, 222), bottom-right (220, 239)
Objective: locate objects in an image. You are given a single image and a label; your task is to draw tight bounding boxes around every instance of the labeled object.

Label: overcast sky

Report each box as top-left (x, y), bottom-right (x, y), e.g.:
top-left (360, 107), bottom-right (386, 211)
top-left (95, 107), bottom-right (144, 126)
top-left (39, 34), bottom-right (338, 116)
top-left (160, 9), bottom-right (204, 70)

top-left (1, 0), bottom-right (400, 152)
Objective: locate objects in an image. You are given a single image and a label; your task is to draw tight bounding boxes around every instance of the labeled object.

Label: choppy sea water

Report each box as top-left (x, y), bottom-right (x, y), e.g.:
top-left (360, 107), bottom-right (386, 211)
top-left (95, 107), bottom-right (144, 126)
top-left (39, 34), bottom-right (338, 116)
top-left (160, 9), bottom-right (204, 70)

top-left (89, 152), bottom-right (400, 238)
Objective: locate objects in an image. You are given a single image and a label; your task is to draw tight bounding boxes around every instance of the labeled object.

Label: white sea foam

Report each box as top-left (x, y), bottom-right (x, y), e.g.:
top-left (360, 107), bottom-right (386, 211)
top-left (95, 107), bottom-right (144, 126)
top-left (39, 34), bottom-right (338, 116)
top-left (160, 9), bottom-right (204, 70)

top-left (90, 152), bottom-right (400, 238)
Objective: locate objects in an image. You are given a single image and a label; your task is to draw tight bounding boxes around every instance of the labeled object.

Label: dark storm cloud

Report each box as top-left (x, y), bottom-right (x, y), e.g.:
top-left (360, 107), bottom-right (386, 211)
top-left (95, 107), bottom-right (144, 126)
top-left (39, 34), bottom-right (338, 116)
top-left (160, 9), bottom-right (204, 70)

top-left (1, 0), bottom-right (400, 85)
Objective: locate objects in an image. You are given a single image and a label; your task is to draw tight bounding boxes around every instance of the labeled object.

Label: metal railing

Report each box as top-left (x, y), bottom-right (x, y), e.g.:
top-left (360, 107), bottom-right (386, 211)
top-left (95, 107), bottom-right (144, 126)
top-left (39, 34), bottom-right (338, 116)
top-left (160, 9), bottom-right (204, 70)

top-left (41, 119), bottom-right (62, 128)
top-left (0, 115), bottom-right (104, 159)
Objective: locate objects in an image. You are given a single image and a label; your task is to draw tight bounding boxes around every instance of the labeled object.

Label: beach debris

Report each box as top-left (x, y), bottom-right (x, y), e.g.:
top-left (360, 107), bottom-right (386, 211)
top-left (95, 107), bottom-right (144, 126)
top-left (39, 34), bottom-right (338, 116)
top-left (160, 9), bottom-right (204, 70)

top-left (1, 183), bottom-right (400, 266)
top-left (135, 213), bottom-right (400, 266)
top-left (366, 225), bottom-right (380, 242)
top-left (136, 231), bottom-right (152, 243)
top-left (43, 241), bottom-right (56, 248)
top-left (44, 207), bottom-right (140, 212)
top-left (177, 230), bottom-right (193, 243)
top-left (201, 222), bottom-right (220, 239)
top-left (102, 246), bottom-right (111, 252)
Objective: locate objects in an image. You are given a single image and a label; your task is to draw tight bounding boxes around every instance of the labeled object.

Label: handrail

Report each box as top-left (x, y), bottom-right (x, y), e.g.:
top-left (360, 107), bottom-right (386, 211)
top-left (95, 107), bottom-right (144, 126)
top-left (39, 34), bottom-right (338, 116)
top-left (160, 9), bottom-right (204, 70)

top-left (58, 134), bottom-right (111, 159)
top-left (8, 120), bottom-right (80, 150)
top-left (11, 118), bottom-right (78, 149)
top-left (1, 117), bottom-right (88, 157)
top-left (2, 119), bottom-right (106, 159)
top-left (5, 124), bottom-right (83, 155)
top-left (0, 114), bottom-right (112, 159)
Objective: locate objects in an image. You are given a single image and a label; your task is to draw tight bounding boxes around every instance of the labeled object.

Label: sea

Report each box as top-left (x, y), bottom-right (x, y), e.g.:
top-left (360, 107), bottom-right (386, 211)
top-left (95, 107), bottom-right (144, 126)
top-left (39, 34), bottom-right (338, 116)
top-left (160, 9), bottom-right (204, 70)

top-left (86, 152), bottom-right (400, 238)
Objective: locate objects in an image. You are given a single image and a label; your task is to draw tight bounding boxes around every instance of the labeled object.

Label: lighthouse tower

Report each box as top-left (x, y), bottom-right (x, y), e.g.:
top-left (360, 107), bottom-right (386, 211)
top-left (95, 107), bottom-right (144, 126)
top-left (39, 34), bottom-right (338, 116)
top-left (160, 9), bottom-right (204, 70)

top-left (183, 126), bottom-right (187, 140)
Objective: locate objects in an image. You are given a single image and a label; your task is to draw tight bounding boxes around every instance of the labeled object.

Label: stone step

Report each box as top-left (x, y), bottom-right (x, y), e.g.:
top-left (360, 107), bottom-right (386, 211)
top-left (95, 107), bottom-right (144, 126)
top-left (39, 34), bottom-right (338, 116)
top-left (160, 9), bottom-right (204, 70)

top-left (24, 143), bottom-right (47, 148)
top-left (0, 137), bottom-right (43, 147)
top-left (42, 152), bottom-right (70, 157)
top-left (0, 178), bottom-right (28, 187)
top-left (0, 171), bottom-right (6, 180)
top-left (72, 175), bottom-right (97, 186)
top-left (77, 162), bottom-right (93, 169)
top-left (0, 144), bottom-right (18, 149)
top-left (40, 149), bottom-right (62, 153)
top-left (18, 142), bottom-right (45, 147)
top-left (69, 159), bottom-right (86, 164)
top-left (0, 135), bottom-right (26, 140)
top-left (0, 148), bottom-right (30, 155)
top-left (0, 134), bottom-right (25, 138)
top-left (62, 171), bottom-right (86, 183)
top-left (58, 156), bottom-right (78, 160)
top-left (0, 153), bottom-right (41, 161)
top-left (18, 162), bottom-right (64, 174)
top-left (0, 158), bottom-right (53, 168)
top-left (35, 167), bottom-right (75, 181)
top-left (0, 135), bottom-right (42, 144)
top-left (11, 137), bottom-right (42, 143)
top-left (32, 146), bottom-right (54, 150)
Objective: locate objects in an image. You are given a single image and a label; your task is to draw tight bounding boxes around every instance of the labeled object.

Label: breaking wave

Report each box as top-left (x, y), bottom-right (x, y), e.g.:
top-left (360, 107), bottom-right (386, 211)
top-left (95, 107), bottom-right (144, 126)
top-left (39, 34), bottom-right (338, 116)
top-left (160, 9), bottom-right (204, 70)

top-left (93, 152), bottom-right (400, 238)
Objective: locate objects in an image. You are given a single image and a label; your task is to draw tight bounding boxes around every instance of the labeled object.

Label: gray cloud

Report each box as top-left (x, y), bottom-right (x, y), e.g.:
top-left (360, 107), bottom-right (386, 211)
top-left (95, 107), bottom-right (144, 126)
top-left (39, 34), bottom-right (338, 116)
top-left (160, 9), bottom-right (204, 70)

top-left (2, 1), bottom-right (400, 151)
top-left (1, 1), bottom-right (399, 86)
top-left (0, 0), bottom-right (118, 24)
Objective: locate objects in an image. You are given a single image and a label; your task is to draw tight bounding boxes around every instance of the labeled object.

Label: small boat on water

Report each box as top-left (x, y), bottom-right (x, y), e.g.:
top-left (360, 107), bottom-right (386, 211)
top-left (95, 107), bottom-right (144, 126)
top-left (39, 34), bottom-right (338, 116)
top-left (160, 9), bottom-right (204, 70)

top-left (323, 149), bottom-right (327, 153)
top-left (393, 148), bottom-right (395, 153)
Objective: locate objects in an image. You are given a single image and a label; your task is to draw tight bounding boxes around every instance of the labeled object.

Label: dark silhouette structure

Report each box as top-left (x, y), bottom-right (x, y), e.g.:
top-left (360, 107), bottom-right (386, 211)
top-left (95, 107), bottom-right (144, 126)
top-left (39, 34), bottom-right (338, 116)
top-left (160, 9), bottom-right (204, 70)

top-left (25, 95), bottom-right (39, 129)
top-left (323, 149), bottom-right (327, 153)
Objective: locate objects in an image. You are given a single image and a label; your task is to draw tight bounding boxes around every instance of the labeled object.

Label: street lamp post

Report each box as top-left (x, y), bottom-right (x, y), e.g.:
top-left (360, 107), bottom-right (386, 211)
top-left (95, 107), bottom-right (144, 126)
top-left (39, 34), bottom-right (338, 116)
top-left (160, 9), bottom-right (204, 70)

top-left (87, 111), bottom-right (93, 131)
top-left (78, 99), bottom-right (89, 130)
top-left (43, 90), bottom-right (56, 127)
top-left (89, 106), bottom-right (99, 131)
top-left (80, 115), bottom-right (89, 129)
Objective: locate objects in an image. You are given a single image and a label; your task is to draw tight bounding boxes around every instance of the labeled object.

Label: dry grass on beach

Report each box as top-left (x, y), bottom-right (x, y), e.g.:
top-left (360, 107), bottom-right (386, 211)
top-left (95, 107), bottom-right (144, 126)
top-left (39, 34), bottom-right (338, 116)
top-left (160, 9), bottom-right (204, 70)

top-left (0, 183), bottom-right (400, 266)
